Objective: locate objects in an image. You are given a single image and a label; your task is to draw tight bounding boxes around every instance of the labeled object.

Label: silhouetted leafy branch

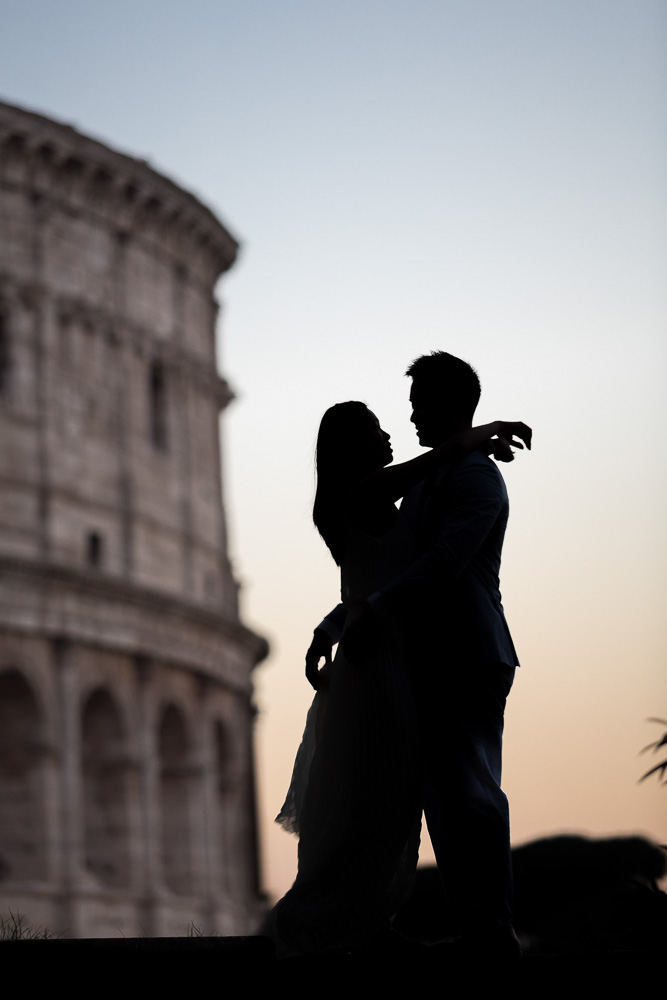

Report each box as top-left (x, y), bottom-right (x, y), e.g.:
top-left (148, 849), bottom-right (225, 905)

top-left (639, 718), bottom-right (667, 785)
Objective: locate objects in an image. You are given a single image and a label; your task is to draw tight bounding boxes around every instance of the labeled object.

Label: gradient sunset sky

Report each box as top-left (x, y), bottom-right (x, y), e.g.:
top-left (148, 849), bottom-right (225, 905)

top-left (1, 0), bottom-right (665, 899)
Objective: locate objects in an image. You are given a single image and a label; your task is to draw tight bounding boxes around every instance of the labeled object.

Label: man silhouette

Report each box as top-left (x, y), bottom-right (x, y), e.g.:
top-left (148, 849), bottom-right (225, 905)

top-left (307, 351), bottom-right (521, 955)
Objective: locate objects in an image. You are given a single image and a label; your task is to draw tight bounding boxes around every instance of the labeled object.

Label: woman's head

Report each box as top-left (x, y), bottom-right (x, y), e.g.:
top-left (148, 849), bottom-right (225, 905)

top-left (313, 402), bottom-right (392, 563)
top-left (315, 401), bottom-right (392, 482)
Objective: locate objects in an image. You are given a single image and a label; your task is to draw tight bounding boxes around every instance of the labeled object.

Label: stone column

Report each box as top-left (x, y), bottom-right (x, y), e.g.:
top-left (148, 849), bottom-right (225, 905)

top-left (114, 232), bottom-right (135, 580)
top-left (134, 655), bottom-right (159, 935)
top-left (195, 676), bottom-right (219, 931)
top-left (186, 689), bottom-right (207, 905)
top-left (53, 636), bottom-right (84, 937)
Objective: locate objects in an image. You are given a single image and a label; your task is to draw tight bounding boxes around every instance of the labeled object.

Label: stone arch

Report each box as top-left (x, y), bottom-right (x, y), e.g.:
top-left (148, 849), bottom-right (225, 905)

top-left (0, 669), bottom-right (47, 881)
top-left (81, 687), bottom-right (130, 887)
top-left (158, 703), bottom-right (192, 894)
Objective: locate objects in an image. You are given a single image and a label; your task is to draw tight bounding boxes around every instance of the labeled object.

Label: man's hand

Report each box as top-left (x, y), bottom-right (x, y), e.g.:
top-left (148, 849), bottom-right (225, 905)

top-left (305, 629), bottom-right (333, 690)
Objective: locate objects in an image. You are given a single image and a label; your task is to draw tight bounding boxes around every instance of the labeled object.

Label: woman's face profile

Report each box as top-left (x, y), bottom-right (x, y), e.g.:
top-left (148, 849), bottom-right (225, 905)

top-left (360, 410), bottom-right (393, 470)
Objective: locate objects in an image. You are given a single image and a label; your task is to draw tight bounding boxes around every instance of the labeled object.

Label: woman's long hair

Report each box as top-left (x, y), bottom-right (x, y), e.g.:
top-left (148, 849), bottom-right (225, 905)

top-left (313, 401), bottom-right (373, 565)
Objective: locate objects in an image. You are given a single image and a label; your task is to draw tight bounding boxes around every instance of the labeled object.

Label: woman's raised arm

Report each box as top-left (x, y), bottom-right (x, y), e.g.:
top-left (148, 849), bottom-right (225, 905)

top-left (352, 421), bottom-right (531, 506)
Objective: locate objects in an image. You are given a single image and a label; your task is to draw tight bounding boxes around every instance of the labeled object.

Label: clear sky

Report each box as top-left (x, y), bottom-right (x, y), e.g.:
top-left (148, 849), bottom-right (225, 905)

top-left (1, 0), bottom-right (665, 900)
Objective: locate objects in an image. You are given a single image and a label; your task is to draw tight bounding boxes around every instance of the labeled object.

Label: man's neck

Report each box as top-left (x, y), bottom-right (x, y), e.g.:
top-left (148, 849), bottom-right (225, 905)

top-left (433, 417), bottom-right (471, 446)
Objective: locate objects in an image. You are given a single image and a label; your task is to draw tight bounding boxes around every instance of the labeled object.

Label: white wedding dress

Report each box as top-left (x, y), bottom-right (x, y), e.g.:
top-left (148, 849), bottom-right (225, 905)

top-left (269, 513), bottom-right (422, 955)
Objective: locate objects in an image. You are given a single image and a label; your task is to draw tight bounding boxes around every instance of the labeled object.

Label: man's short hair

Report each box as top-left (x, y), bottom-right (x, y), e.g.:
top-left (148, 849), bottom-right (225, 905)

top-left (406, 351), bottom-right (481, 418)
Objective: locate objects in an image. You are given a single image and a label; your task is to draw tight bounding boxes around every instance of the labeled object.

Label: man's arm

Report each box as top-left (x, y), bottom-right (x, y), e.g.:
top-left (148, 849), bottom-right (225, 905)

top-left (315, 604), bottom-right (347, 643)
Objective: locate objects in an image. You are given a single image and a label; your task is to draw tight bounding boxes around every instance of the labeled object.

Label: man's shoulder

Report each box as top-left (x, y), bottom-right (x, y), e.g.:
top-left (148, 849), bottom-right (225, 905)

top-left (446, 450), bottom-right (508, 496)
top-left (455, 448), bottom-right (505, 478)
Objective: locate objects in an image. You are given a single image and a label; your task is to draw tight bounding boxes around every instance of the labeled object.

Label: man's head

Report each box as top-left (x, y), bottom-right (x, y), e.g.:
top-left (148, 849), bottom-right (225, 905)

top-left (406, 351), bottom-right (481, 446)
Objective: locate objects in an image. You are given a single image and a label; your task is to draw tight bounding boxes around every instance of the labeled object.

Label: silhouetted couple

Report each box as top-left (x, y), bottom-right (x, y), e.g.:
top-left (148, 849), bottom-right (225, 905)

top-left (268, 351), bottom-right (530, 958)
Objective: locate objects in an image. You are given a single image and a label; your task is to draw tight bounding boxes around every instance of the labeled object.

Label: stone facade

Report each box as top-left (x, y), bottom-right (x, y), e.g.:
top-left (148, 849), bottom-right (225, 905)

top-left (0, 101), bottom-right (268, 937)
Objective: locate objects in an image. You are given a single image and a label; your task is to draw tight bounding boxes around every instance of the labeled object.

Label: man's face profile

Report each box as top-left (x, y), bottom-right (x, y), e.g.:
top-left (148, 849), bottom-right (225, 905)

top-left (409, 378), bottom-right (448, 447)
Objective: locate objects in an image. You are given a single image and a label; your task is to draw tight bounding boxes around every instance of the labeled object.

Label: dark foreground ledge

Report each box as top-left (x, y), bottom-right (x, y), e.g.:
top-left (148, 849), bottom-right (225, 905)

top-left (1, 936), bottom-right (664, 997)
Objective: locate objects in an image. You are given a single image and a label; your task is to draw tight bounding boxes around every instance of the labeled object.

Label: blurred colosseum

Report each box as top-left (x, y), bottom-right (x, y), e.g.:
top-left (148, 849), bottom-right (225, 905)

top-left (0, 100), bottom-right (268, 937)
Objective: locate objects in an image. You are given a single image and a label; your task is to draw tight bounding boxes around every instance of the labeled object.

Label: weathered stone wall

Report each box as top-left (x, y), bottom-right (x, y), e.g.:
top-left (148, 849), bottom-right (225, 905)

top-left (0, 101), bottom-right (267, 937)
top-left (0, 629), bottom-right (260, 936)
top-left (0, 101), bottom-right (237, 609)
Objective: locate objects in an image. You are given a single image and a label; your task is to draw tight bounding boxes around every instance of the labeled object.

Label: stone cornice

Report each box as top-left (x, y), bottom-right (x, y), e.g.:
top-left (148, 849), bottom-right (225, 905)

top-left (0, 275), bottom-right (235, 408)
top-left (0, 100), bottom-right (239, 279)
top-left (0, 556), bottom-right (269, 690)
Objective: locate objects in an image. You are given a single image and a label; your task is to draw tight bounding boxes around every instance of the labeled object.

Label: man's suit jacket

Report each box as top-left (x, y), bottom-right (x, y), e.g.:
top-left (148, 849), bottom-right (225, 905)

top-left (318, 449), bottom-right (518, 670)
top-left (370, 449), bottom-right (518, 669)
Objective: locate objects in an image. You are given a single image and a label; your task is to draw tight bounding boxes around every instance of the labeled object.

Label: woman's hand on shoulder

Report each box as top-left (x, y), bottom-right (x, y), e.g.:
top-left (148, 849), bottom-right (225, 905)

top-left (495, 421), bottom-right (531, 450)
top-left (489, 421), bottom-right (532, 462)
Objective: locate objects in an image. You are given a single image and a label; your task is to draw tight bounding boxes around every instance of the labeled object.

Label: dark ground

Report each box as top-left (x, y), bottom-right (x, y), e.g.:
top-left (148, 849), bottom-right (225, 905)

top-left (6, 837), bottom-right (663, 995)
top-left (1, 936), bottom-right (664, 998)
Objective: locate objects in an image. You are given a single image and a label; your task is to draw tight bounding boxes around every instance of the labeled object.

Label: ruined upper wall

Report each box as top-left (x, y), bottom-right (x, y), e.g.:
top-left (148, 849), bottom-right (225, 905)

top-left (0, 101), bottom-right (242, 612)
top-left (0, 101), bottom-right (238, 283)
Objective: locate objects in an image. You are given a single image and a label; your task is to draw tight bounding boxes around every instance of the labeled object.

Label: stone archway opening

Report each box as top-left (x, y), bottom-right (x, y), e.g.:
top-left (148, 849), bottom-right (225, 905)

top-left (0, 670), bottom-right (47, 881)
